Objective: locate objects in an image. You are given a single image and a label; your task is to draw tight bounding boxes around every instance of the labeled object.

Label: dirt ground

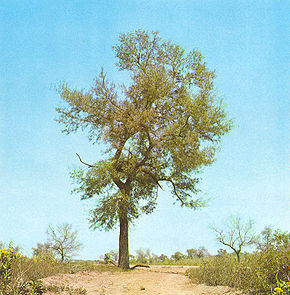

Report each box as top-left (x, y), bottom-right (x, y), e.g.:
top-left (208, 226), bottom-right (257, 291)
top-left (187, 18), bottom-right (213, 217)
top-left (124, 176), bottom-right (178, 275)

top-left (42, 265), bottom-right (243, 295)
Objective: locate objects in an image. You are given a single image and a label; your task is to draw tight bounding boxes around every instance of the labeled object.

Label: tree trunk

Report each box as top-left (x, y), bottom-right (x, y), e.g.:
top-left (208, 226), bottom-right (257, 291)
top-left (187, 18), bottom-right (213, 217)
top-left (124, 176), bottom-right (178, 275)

top-left (235, 250), bottom-right (240, 263)
top-left (118, 212), bottom-right (129, 269)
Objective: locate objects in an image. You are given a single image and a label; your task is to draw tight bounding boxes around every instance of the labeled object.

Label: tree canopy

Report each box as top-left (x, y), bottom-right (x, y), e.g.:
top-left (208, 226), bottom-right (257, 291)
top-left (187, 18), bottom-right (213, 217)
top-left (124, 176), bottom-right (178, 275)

top-left (56, 29), bottom-right (232, 268)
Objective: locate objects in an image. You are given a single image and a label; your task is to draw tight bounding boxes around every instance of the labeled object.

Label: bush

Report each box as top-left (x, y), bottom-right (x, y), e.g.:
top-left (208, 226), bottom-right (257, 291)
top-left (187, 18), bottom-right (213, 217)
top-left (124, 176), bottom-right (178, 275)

top-left (187, 248), bottom-right (290, 294)
top-left (0, 247), bottom-right (73, 294)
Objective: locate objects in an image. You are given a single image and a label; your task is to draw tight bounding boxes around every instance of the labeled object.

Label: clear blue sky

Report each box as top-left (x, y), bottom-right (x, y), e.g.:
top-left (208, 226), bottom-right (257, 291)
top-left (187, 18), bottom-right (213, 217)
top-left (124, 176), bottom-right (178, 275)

top-left (0, 0), bottom-right (289, 259)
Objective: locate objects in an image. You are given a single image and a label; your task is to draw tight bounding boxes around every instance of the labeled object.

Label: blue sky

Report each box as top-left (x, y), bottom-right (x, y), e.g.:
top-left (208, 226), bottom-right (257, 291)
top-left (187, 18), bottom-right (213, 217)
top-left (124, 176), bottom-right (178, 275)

top-left (0, 0), bottom-right (289, 259)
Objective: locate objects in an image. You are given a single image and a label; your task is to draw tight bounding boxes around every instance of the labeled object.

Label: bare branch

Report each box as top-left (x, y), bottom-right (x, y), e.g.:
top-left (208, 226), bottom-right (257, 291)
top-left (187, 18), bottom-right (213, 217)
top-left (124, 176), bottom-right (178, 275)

top-left (76, 153), bottom-right (99, 168)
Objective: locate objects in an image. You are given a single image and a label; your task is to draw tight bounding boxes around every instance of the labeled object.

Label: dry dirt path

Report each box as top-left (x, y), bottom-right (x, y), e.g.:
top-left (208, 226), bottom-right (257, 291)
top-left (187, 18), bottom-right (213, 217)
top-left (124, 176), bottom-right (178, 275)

top-left (42, 265), bottom-right (243, 295)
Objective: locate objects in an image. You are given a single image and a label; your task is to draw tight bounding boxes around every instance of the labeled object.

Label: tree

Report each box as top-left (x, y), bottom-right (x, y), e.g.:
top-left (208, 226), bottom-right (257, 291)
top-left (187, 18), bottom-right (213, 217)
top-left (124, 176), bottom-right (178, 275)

top-left (56, 29), bottom-right (232, 269)
top-left (217, 248), bottom-right (228, 256)
top-left (46, 223), bottom-right (83, 261)
top-left (32, 242), bottom-right (55, 259)
top-left (186, 248), bottom-right (197, 258)
top-left (256, 226), bottom-right (290, 250)
top-left (158, 254), bottom-right (168, 262)
top-left (212, 215), bottom-right (256, 263)
top-left (135, 248), bottom-right (151, 264)
top-left (196, 246), bottom-right (210, 258)
top-left (109, 249), bottom-right (119, 262)
top-left (171, 251), bottom-right (185, 261)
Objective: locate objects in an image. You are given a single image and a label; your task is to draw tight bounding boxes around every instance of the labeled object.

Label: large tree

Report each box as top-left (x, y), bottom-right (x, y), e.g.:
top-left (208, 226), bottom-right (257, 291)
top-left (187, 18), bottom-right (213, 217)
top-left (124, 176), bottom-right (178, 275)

top-left (56, 30), bottom-right (232, 269)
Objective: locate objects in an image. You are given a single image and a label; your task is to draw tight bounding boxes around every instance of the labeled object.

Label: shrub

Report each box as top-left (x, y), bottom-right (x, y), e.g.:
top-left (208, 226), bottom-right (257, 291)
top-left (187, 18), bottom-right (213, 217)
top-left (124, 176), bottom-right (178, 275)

top-left (0, 248), bottom-right (18, 292)
top-left (1, 247), bottom-right (72, 294)
top-left (186, 247), bottom-right (290, 294)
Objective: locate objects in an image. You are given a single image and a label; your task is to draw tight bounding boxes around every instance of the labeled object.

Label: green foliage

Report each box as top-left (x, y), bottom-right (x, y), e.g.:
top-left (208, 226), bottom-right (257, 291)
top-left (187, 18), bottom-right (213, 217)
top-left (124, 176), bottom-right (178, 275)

top-left (0, 248), bottom-right (49, 294)
top-left (272, 280), bottom-right (290, 295)
top-left (186, 247), bottom-right (210, 258)
top-left (0, 244), bottom-right (125, 294)
top-left (171, 251), bottom-right (186, 261)
top-left (187, 229), bottom-right (290, 294)
top-left (56, 29), bottom-right (232, 268)
top-left (0, 248), bottom-right (17, 292)
top-left (57, 29), bottom-right (232, 231)
top-left (158, 254), bottom-right (168, 262)
top-left (32, 242), bottom-right (56, 261)
top-left (129, 248), bottom-right (208, 266)
top-left (135, 248), bottom-right (151, 264)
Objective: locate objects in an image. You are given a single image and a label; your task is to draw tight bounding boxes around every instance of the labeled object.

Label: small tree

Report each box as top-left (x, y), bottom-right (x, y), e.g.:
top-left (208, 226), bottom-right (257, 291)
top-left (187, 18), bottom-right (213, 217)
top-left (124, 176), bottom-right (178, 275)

top-left (196, 246), bottom-right (210, 258)
top-left (186, 248), bottom-right (197, 258)
top-left (158, 254), bottom-right (168, 262)
top-left (32, 242), bottom-right (55, 259)
top-left (171, 251), bottom-right (185, 261)
top-left (212, 215), bottom-right (256, 263)
top-left (217, 248), bottom-right (228, 256)
top-left (257, 226), bottom-right (290, 250)
top-left (135, 248), bottom-right (151, 264)
top-left (109, 249), bottom-right (119, 262)
top-left (46, 223), bottom-right (83, 261)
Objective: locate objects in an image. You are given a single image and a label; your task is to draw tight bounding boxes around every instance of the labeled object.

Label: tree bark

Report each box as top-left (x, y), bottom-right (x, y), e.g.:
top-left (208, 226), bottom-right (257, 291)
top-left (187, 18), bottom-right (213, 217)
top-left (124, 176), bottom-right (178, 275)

top-left (118, 211), bottom-right (129, 269)
top-left (235, 250), bottom-right (240, 263)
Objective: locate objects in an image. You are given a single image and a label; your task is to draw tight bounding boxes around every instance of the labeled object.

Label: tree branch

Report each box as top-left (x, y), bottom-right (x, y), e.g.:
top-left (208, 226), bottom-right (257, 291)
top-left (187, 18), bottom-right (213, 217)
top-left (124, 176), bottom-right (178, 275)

top-left (178, 115), bottom-right (190, 137)
top-left (140, 168), bottom-right (163, 189)
top-left (76, 153), bottom-right (99, 168)
top-left (159, 178), bottom-right (185, 206)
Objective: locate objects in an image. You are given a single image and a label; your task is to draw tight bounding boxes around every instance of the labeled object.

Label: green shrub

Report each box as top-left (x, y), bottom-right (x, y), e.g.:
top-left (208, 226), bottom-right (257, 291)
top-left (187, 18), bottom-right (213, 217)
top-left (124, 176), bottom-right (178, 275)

top-left (186, 248), bottom-right (290, 294)
top-left (0, 248), bottom-right (18, 293)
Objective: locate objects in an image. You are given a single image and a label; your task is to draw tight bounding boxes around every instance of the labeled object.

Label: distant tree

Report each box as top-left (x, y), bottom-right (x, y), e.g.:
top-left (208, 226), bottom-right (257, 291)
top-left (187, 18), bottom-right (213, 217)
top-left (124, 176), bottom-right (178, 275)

top-left (186, 248), bottom-right (197, 258)
top-left (196, 247), bottom-right (210, 258)
top-left (212, 216), bottom-right (256, 263)
top-left (129, 254), bottom-right (136, 261)
top-left (109, 249), bottom-right (119, 262)
top-left (186, 247), bottom-right (210, 258)
top-left (158, 254), bottom-right (168, 262)
top-left (256, 226), bottom-right (274, 250)
top-left (135, 248), bottom-right (151, 264)
top-left (32, 242), bottom-right (55, 259)
top-left (171, 251), bottom-right (185, 261)
top-left (272, 230), bottom-right (290, 249)
top-left (150, 253), bottom-right (159, 263)
top-left (104, 252), bottom-right (117, 265)
top-left (56, 29), bottom-right (232, 269)
top-left (256, 227), bottom-right (290, 250)
top-left (46, 223), bottom-right (83, 261)
top-left (217, 248), bottom-right (228, 256)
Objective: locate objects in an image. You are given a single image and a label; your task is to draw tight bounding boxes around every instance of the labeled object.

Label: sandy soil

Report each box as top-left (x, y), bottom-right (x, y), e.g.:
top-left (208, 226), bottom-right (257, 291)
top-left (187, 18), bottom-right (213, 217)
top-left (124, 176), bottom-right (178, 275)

top-left (42, 265), bottom-right (243, 295)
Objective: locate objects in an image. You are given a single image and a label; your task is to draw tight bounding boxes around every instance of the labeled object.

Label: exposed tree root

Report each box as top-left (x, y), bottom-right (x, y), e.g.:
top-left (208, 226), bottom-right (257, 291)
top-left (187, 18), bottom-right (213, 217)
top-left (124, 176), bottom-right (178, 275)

top-left (130, 264), bottom-right (150, 270)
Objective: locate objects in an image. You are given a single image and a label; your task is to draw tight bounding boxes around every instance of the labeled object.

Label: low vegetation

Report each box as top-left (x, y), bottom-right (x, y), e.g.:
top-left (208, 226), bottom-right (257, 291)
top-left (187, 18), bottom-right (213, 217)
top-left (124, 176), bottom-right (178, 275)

top-left (0, 247), bottom-right (120, 294)
top-left (1, 224), bottom-right (288, 294)
top-left (187, 228), bottom-right (290, 295)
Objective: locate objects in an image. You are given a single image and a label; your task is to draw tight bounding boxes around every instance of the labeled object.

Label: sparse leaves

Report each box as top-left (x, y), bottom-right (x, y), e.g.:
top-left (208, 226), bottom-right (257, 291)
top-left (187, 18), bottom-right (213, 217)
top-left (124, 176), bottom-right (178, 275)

top-left (46, 224), bottom-right (83, 261)
top-left (211, 215), bottom-right (257, 262)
